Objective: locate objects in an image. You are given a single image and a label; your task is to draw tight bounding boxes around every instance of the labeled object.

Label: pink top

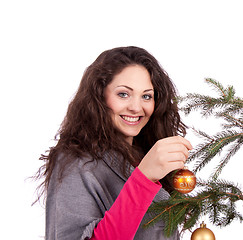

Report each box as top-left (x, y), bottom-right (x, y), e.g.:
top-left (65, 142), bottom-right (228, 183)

top-left (90, 167), bottom-right (162, 240)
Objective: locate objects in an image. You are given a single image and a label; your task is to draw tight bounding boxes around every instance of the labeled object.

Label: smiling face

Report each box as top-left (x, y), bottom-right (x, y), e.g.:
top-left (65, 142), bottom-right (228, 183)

top-left (104, 65), bottom-right (155, 145)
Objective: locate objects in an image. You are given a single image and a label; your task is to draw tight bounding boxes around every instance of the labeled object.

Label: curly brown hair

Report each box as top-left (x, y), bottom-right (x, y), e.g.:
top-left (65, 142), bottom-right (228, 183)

top-left (36, 46), bottom-right (186, 201)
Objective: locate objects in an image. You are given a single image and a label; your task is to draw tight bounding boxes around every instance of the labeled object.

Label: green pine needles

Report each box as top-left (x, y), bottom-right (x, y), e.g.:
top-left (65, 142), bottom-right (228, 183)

top-left (144, 180), bottom-right (243, 237)
top-left (145, 78), bottom-right (243, 237)
top-left (181, 78), bottom-right (243, 179)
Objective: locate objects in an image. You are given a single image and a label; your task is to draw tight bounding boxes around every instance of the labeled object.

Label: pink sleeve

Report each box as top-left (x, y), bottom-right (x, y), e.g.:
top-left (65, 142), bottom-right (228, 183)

top-left (90, 167), bottom-right (161, 240)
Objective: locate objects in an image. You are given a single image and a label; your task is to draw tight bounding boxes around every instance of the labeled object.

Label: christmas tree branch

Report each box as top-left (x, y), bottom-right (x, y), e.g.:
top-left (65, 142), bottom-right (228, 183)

top-left (209, 132), bottom-right (242, 153)
top-left (179, 78), bottom-right (243, 117)
top-left (205, 78), bottom-right (227, 97)
top-left (146, 79), bottom-right (243, 237)
top-left (211, 139), bottom-right (243, 179)
top-left (179, 94), bottom-right (227, 116)
top-left (186, 130), bottom-right (243, 175)
top-left (179, 79), bottom-right (243, 175)
top-left (219, 113), bottom-right (243, 129)
top-left (144, 179), bottom-right (243, 237)
top-left (185, 128), bottom-right (214, 164)
top-left (144, 203), bottom-right (178, 227)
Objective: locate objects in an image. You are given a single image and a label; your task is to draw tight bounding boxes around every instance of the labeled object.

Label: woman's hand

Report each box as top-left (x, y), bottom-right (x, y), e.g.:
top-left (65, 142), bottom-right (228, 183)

top-left (138, 136), bottom-right (192, 182)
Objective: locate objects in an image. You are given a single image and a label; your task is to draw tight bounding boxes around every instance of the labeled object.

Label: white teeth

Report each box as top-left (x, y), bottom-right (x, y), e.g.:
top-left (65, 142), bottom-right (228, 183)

top-left (122, 116), bottom-right (140, 122)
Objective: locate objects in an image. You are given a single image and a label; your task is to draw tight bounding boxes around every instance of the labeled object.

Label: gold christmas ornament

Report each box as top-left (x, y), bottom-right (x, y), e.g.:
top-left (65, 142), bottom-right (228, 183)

top-left (173, 167), bottom-right (196, 194)
top-left (191, 222), bottom-right (216, 240)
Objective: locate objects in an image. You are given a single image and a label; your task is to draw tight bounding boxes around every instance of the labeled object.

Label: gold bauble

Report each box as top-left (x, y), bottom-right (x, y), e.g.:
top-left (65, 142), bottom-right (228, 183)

top-left (173, 167), bottom-right (196, 194)
top-left (191, 222), bottom-right (216, 240)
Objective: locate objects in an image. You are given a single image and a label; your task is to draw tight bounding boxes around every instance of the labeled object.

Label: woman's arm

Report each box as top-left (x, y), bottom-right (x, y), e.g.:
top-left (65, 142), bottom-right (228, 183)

top-left (91, 167), bottom-right (161, 240)
top-left (91, 136), bottom-right (192, 239)
top-left (46, 162), bottom-right (160, 240)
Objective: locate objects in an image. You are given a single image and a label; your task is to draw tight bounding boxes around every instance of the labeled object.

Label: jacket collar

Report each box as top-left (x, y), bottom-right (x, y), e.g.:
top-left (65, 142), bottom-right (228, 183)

top-left (102, 151), bottom-right (134, 182)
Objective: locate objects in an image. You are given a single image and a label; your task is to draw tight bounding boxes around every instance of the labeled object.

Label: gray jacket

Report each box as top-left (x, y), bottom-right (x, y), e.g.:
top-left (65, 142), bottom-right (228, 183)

top-left (46, 153), bottom-right (180, 240)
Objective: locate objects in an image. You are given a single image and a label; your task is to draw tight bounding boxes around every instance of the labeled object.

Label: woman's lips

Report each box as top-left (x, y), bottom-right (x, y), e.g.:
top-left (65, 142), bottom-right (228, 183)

top-left (120, 115), bottom-right (142, 125)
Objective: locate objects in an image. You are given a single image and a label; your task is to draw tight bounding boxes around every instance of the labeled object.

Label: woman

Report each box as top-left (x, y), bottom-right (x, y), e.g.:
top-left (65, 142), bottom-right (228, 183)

top-left (38, 46), bottom-right (192, 240)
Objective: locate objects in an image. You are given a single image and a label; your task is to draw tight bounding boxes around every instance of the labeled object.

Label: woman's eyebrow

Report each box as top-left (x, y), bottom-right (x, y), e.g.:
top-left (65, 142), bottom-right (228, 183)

top-left (116, 85), bottom-right (154, 92)
top-left (144, 89), bottom-right (154, 93)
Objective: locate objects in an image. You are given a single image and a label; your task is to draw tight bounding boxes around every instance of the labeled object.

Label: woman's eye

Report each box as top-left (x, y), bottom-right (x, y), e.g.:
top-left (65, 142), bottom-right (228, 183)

top-left (118, 92), bottom-right (129, 98)
top-left (143, 94), bottom-right (153, 100)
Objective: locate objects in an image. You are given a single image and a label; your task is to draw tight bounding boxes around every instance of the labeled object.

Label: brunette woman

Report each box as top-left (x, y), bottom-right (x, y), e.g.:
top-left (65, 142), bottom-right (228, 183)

top-left (38, 46), bottom-right (192, 240)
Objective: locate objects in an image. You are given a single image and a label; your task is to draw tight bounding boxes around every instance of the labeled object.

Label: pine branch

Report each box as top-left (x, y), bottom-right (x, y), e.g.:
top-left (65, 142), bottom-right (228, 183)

top-left (186, 128), bottom-right (215, 164)
top-left (223, 100), bottom-right (243, 114)
top-left (144, 179), bottom-right (243, 237)
top-left (179, 78), bottom-right (243, 117)
top-left (146, 79), bottom-right (243, 237)
top-left (205, 78), bottom-right (228, 98)
top-left (211, 138), bottom-right (243, 179)
top-left (218, 112), bottom-right (243, 129)
top-left (178, 79), bottom-right (242, 177)
top-left (188, 130), bottom-right (243, 173)
top-left (209, 131), bottom-right (242, 153)
top-left (179, 94), bottom-right (227, 116)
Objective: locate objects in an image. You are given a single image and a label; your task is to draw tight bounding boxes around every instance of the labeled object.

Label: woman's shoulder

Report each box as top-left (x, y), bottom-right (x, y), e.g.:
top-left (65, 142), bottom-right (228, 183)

top-left (56, 151), bottom-right (117, 175)
top-left (56, 152), bottom-right (99, 173)
top-left (54, 150), bottom-right (133, 184)
top-left (48, 152), bottom-right (104, 191)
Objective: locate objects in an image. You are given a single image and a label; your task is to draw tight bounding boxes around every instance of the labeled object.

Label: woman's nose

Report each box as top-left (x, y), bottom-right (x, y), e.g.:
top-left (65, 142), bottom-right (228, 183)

top-left (127, 98), bottom-right (142, 113)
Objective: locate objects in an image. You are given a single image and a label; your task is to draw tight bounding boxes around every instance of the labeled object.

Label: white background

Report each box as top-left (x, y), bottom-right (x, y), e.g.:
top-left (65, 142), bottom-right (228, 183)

top-left (1, 0), bottom-right (242, 239)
